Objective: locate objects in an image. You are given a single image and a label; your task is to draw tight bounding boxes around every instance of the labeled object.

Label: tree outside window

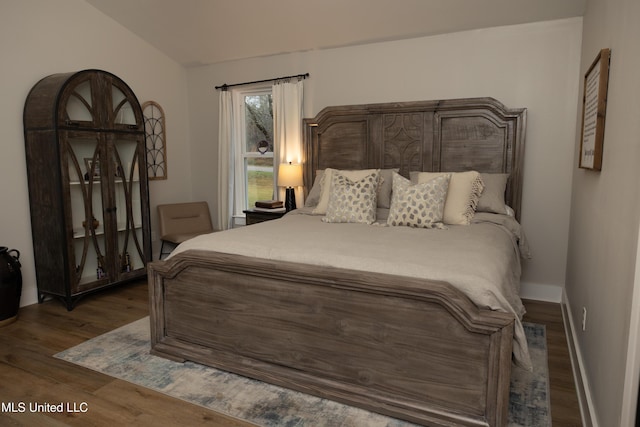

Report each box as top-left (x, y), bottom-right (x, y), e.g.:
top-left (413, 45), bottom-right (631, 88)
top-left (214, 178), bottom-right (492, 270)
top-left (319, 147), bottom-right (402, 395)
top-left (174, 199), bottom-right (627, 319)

top-left (243, 91), bottom-right (274, 208)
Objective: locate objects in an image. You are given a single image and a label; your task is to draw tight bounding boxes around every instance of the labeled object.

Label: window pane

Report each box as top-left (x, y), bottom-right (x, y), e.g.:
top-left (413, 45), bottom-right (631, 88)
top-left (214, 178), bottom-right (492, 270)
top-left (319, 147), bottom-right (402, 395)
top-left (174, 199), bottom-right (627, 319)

top-left (246, 157), bottom-right (274, 207)
top-left (244, 94), bottom-right (273, 154)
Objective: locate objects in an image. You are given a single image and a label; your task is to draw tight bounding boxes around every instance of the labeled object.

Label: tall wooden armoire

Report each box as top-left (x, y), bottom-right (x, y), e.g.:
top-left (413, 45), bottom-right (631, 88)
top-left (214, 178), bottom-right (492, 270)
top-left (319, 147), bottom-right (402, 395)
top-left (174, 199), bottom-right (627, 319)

top-left (23, 69), bottom-right (151, 310)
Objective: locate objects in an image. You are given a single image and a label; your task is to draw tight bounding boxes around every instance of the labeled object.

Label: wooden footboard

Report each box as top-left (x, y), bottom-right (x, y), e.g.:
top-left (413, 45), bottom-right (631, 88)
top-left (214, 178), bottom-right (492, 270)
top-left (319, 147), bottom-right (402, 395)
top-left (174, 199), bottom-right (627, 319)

top-left (149, 250), bottom-right (514, 426)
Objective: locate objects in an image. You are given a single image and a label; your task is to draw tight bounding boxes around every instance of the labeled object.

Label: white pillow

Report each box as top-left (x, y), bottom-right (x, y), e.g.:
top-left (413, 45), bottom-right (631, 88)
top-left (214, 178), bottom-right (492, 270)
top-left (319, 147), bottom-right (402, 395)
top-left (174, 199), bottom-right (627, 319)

top-left (387, 172), bottom-right (450, 229)
top-left (313, 168), bottom-right (378, 214)
top-left (411, 171), bottom-right (484, 225)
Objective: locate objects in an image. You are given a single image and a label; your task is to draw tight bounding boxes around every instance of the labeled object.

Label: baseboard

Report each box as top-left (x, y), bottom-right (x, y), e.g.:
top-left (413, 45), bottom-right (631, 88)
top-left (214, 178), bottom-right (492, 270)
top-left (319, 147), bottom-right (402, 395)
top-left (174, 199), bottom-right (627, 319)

top-left (520, 282), bottom-right (563, 302)
top-left (562, 289), bottom-right (597, 427)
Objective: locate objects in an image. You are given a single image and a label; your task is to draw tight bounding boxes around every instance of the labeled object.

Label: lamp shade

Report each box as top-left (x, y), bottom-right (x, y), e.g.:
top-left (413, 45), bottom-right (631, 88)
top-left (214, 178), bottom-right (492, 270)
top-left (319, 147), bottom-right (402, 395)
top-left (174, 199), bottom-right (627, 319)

top-left (277, 163), bottom-right (303, 187)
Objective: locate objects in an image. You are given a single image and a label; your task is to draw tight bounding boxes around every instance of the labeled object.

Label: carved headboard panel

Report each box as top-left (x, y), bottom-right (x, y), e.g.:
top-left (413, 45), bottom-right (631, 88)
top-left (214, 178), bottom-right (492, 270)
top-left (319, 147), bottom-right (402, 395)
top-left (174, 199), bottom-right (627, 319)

top-left (303, 97), bottom-right (527, 219)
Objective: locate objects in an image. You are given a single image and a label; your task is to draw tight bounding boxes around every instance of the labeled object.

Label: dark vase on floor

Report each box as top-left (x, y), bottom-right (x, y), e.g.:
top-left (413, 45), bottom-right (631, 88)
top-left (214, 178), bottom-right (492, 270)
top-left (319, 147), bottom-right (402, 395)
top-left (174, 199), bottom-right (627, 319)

top-left (0, 247), bottom-right (22, 326)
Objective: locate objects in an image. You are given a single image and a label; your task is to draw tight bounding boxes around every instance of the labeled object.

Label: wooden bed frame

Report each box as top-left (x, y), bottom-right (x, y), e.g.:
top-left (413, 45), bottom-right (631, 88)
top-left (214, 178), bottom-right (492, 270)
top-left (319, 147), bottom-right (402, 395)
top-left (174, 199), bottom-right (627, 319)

top-left (149, 97), bottom-right (527, 426)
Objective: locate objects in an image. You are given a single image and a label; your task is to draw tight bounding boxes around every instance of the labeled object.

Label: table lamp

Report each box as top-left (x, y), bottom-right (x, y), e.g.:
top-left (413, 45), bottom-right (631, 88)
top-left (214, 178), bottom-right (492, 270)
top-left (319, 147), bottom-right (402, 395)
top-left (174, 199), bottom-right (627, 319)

top-left (278, 162), bottom-right (302, 211)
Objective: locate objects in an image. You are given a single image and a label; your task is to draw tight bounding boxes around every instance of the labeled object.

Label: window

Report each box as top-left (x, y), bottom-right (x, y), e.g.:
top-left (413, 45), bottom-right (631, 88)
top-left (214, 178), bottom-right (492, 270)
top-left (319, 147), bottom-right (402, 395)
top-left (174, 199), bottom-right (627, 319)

top-left (233, 87), bottom-right (274, 212)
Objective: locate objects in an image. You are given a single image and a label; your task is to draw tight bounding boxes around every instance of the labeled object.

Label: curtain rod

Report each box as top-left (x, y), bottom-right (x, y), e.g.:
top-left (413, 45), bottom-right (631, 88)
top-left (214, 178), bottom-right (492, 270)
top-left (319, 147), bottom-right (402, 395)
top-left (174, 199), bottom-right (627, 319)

top-left (215, 73), bottom-right (309, 90)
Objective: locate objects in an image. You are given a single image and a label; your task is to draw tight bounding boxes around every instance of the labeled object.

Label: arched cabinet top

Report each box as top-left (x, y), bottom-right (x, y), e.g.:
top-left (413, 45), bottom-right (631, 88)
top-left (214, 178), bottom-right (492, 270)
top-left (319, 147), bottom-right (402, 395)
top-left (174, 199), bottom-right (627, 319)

top-left (24, 69), bottom-right (143, 132)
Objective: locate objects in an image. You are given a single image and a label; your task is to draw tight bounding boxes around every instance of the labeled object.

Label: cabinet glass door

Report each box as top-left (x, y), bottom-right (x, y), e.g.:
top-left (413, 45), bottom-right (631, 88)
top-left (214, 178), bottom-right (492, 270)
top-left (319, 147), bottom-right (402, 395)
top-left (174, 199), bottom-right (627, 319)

top-left (112, 135), bottom-right (146, 275)
top-left (62, 78), bottom-right (97, 128)
top-left (64, 134), bottom-right (108, 288)
top-left (111, 84), bottom-right (138, 128)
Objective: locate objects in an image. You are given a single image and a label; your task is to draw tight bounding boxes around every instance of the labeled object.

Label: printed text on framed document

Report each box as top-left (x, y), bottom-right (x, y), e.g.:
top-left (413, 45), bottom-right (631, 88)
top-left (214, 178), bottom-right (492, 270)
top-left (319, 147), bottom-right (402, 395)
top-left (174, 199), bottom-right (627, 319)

top-left (579, 48), bottom-right (610, 171)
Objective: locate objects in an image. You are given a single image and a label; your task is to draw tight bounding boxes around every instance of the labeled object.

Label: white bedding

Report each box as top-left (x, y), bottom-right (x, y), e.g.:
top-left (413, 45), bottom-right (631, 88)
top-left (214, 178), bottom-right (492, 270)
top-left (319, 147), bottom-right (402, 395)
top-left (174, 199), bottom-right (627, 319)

top-left (171, 208), bottom-right (532, 369)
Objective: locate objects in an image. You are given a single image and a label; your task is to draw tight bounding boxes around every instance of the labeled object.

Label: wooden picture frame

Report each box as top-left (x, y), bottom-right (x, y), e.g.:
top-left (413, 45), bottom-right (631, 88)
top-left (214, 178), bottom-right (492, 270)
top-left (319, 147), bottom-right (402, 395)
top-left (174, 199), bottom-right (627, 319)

top-left (579, 48), bottom-right (611, 170)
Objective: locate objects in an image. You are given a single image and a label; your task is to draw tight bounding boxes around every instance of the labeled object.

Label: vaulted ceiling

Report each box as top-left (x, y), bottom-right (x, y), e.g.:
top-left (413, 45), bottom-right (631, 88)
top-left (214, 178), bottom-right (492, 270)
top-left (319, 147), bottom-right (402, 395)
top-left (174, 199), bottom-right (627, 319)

top-left (85, 0), bottom-right (586, 67)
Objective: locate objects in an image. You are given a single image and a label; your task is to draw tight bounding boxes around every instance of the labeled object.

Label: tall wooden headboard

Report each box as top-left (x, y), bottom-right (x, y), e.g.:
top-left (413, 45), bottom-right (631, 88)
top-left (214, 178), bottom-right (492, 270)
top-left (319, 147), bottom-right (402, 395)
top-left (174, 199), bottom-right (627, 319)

top-left (303, 97), bottom-right (527, 220)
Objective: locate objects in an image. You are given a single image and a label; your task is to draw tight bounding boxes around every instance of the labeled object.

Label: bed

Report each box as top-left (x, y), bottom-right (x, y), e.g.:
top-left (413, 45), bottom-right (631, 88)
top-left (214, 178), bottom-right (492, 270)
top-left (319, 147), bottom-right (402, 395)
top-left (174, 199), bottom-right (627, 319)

top-left (148, 97), bottom-right (528, 426)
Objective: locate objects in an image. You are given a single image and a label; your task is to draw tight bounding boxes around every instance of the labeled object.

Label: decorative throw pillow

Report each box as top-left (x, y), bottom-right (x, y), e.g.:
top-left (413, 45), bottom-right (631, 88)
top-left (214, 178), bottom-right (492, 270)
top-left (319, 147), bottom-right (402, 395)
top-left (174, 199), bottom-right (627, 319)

top-left (313, 168), bottom-right (378, 214)
top-left (477, 173), bottom-right (509, 214)
top-left (411, 171), bottom-right (484, 225)
top-left (322, 170), bottom-right (379, 224)
top-left (304, 171), bottom-right (324, 207)
top-left (377, 169), bottom-right (399, 209)
top-left (387, 172), bottom-right (450, 229)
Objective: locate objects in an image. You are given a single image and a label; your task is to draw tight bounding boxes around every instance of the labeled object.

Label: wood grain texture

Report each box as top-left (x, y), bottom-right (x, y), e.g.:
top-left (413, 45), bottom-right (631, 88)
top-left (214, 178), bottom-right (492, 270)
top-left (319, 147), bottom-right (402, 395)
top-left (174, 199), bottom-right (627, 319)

top-left (303, 97), bottom-right (526, 220)
top-left (23, 70), bottom-right (151, 310)
top-left (150, 251), bottom-right (514, 426)
top-left (148, 98), bottom-right (528, 426)
top-left (0, 282), bottom-right (581, 426)
top-left (242, 209), bottom-right (286, 225)
top-left (522, 300), bottom-right (583, 427)
top-left (0, 281), bottom-right (248, 427)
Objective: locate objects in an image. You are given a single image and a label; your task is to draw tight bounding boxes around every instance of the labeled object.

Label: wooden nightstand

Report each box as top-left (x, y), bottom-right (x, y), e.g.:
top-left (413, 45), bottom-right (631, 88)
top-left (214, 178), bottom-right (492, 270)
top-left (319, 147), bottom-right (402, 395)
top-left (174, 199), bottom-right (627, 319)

top-left (243, 209), bottom-right (287, 225)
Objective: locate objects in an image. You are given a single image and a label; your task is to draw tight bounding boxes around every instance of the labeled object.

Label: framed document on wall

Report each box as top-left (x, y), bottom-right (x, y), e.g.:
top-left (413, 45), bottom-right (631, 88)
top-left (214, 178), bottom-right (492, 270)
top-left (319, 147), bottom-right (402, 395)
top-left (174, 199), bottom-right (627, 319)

top-left (579, 48), bottom-right (611, 170)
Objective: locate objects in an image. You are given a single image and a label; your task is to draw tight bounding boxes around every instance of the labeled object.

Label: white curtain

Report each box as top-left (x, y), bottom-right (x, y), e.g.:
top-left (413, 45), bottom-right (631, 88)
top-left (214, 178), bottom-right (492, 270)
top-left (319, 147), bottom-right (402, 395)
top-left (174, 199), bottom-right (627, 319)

top-left (272, 79), bottom-right (304, 205)
top-left (216, 90), bottom-right (234, 230)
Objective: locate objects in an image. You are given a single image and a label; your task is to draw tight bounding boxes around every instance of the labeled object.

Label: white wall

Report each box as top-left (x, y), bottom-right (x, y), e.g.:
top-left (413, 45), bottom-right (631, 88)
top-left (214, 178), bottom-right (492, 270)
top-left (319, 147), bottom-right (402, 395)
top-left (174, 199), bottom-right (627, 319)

top-left (187, 18), bottom-right (583, 297)
top-left (0, 0), bottom-right (192, 307)
top-left (565, 0), bottom-right (640, 424)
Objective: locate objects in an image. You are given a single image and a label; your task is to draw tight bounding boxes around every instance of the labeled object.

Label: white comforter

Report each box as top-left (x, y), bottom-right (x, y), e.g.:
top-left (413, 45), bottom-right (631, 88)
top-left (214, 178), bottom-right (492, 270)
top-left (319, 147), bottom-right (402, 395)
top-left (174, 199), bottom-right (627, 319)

top-left (171, 208), bottom-right (532, 369)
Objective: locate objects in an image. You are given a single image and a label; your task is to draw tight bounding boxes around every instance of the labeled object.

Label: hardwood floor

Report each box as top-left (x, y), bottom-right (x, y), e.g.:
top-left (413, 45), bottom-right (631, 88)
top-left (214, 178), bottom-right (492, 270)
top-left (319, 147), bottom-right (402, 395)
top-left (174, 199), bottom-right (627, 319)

top-left (522, 299), bottom-right (583, 426)
top-left (0, 281), bottom-right (582, 426)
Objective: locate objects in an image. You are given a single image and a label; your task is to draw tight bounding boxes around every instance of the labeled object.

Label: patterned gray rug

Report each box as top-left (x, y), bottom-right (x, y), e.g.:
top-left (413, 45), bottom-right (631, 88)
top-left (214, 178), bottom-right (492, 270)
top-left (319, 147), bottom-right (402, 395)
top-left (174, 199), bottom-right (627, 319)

top-left (55, 318), bottom-right (550, 426)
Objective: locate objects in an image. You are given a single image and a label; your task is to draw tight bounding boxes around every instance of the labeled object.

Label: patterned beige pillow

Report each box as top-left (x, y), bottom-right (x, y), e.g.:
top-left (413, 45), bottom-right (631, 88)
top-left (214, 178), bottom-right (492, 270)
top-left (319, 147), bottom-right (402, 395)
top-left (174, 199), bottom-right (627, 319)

top-left (387, 172), bottom-right (450, 229)
top-left (311, 168), bottom-right (396, 212)
top-left (313, 169), bottom-right (377, 214)
top-left (411, 171), bottom-right (484, 225)
top-left (322, 171), bottom-right (379, 224)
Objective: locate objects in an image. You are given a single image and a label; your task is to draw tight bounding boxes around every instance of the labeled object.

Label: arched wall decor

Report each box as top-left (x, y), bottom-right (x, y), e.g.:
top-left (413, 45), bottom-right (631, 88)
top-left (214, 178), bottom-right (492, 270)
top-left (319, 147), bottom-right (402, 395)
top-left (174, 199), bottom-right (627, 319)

top-left (142, 101), bottom-right (167, 180)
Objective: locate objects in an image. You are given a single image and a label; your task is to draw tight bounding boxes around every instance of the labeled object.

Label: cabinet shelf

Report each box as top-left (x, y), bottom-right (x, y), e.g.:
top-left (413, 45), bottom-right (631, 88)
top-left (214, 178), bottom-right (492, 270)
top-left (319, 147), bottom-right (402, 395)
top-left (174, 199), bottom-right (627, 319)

top-left (73, 222), bottom-right (143, 239)
top-left (24, 69), bottom-right (151, 310)
top-left (69, 178), bottom-right (140, 185)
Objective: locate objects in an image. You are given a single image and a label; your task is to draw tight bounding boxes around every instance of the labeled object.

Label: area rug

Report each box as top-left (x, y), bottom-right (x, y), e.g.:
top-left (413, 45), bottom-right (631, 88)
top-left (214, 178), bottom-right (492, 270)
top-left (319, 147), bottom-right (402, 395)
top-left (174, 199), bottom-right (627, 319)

top-left (55, 319), bottom-right (550, 426)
